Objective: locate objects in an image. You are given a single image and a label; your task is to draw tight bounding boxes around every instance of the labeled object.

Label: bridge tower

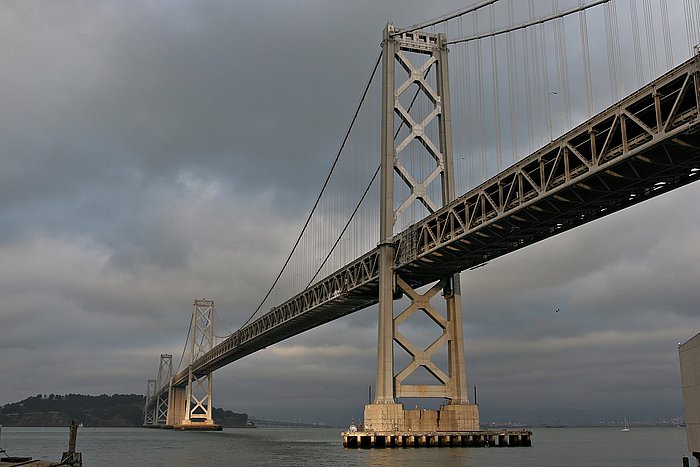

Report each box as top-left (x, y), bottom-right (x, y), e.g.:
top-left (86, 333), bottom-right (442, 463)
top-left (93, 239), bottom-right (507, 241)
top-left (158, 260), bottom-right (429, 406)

top-left (168, 299), bottom-right (221, 430)
top-left (155, 354), bottom-right (172, 424)
top-left (143, 379), bottom-right (156, 425)
top-left (363, 24), bottom-right (479, 432)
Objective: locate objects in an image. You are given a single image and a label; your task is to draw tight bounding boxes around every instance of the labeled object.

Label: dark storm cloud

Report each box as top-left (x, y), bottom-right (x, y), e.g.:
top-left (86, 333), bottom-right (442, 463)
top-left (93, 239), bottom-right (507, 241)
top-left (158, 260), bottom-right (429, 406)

top-left (0, 0), bottom-right (448, 264)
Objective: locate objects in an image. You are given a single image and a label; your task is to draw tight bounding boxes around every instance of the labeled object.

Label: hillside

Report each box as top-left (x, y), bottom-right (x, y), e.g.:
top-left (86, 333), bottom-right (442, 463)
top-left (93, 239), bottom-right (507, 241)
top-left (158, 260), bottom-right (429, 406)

top-left (0, 394), bottom-right (250, 427)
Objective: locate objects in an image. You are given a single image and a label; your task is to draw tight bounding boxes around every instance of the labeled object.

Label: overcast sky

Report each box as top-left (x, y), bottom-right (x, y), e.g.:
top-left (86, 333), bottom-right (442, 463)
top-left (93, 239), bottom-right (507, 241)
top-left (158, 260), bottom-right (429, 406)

top-left (1, 0), bottom-right (699, 427)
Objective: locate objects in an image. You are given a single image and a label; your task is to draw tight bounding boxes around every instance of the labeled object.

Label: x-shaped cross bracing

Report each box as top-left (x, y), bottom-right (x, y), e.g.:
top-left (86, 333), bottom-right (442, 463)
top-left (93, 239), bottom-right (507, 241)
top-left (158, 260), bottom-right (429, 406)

top-left (392, 50), bottom-right (446, 221)
top-left (187, 373), bottom-right (212, 419)
top-left (393, 276), bottom-right (453, 398)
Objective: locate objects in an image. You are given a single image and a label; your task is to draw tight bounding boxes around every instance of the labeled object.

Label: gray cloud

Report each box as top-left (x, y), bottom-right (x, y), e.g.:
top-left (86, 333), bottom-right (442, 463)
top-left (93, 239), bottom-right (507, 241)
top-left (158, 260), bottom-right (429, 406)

top-left (0, 0), bottom-right (698, 427)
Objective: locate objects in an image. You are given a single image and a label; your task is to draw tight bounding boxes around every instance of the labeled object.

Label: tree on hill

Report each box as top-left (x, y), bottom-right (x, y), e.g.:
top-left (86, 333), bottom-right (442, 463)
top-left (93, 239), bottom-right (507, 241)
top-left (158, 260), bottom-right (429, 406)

top-left (0, 394), bottom-right (146, 427)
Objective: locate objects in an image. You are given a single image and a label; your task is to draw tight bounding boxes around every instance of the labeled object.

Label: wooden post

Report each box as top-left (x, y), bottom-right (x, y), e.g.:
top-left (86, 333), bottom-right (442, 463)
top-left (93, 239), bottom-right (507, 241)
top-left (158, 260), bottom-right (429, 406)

top-left (68, 420), bottom-right (78, 454)
top-left (61, 420), bottom-right (82, 466)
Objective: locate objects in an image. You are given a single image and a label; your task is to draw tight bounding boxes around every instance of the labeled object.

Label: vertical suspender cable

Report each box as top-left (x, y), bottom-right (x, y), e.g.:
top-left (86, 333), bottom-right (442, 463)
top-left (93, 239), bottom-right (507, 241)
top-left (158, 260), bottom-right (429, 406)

top-left (490, 4), bottom-right (503, 172)
top-left (467, 16), bottom-right (476, 190)
top-left (693, 0), bottom-right (700, 52)
top-left (643, 0), bottom-right (658, 79)
top-left (692, 0), bottom-right (699, 54)
top-left (630, 0), bottom-right (644, 87)
top-left (684, 0), bottom-right (694, 55)
top-left (579, 2), bottom-right (594, 117)
top-left (507, 0), bottom-right (519, 164)
top-left (239, 51), bottom-right (382, 329)
top-left (697, 0), bottom-right (700, 49)
top-left (175, 313), bottom-right (194, 374)
top-left (611, 0), bottom-right (622, 99)
top-left (306, 166), bottom-right (380, 287)
top-left (555, 1), bottom-right (571, 131)
top-left (459, 17), bottom-right (468, 190)
top-left (604, 3), bottom-right (613, 100)
top-left (554, 1), bottom-right (562, 129)
top-left (524, 3), bottom-right (535, 152)
top-left (541, 20), bottom-right (553, 141)
top-left (550, 0), bottom-right (565, 138)
top-left (533, 4), bottom-right (546, 144)
top-left (457, 17), bottom-right (466, 194)
top-left (475, 12), bottom-right (487, 182)
top-left (660, 0), bottom-right (673, 69)
top-left (531, 0), bottom-right (546, 146)
top-left (465, 16), bottom-right (472, 193)
top-left (604, 2), bottom-right (620, 102)
top-left (540, 6), bottom-right (550, 142)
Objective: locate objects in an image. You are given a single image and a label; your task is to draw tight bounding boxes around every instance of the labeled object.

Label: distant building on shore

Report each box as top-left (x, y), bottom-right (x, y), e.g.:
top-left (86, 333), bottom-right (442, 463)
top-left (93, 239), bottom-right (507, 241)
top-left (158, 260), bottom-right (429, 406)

top-left (679, 332), bottom-right (700, 465)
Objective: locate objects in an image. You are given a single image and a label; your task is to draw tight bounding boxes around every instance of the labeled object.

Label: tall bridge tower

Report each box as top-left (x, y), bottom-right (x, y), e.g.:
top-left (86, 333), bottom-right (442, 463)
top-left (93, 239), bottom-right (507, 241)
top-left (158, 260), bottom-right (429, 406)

top-left (143, 378), bottom-right (156, 425)
top-left (363, 24), bottom-right (480, 432)
top-left (166, 299), bottom-right (221, 430)
top-left (155, 354), bottom-right (172, 424)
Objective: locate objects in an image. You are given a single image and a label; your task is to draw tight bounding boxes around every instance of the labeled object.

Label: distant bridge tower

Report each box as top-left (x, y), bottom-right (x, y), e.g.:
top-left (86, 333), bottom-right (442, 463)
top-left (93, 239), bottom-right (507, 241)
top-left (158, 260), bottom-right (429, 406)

top-left (363, 23), bottom-right (479, 432)
top-left (167, 299), bottom-right (220, 429)
top-left (143, 379), bottom-right (156, 425)
top-left (155, 354), bottom-right (172, 424)
top-left (142, 354), bottom-right (172, 427)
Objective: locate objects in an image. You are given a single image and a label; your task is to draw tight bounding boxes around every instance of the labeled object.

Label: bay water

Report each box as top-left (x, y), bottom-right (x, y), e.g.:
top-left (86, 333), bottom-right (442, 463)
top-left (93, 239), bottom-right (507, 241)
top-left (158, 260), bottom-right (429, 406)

top-left (0, 426), bottom-right (691, 466)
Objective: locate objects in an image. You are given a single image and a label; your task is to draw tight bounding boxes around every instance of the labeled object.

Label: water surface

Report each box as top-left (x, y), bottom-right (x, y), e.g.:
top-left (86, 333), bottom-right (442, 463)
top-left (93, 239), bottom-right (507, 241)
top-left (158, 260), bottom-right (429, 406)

top-left (0, 426), bottom-right (691, 466)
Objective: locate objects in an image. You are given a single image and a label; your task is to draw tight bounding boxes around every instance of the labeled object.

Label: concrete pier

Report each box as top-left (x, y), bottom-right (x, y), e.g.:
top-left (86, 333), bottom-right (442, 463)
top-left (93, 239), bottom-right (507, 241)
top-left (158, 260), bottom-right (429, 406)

top-left (363, 403), bottom-right (481, 433)
top-left (342, 429), bottom-right (532, 448)
top-left (172, 422), bottom-right (223, 431)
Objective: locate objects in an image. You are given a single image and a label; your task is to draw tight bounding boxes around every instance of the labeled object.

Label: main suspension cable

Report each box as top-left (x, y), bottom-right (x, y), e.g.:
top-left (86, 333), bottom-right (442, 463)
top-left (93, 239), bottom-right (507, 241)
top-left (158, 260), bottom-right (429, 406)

top-left (306, 165), bottom-right (380, 288)
top-left (238, 50), bottom-right (383, 330)
top-left (448, 0), bottom-right (610, 45)
top-left (175, 312), bottom-right (194, 375)
top-left (394, 0), bottom-right (500, 37)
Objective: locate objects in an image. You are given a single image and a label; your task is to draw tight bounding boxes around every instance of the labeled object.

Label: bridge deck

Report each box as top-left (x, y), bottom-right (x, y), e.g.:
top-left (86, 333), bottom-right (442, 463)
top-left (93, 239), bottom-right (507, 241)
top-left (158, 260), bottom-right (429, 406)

top-left (153, 53), bottom-right (700, 397)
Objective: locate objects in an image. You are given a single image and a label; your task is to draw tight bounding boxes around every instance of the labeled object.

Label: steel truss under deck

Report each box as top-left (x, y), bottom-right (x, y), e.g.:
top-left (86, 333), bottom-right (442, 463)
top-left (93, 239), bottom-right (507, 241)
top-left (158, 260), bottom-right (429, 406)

top-left (150, 52), bottom-right (700, 403)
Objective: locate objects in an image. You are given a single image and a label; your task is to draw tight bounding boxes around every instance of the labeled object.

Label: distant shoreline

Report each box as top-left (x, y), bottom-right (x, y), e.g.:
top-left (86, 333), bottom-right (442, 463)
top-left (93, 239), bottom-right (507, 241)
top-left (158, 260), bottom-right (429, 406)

top-left (0, 394), bottom-right (251, 428)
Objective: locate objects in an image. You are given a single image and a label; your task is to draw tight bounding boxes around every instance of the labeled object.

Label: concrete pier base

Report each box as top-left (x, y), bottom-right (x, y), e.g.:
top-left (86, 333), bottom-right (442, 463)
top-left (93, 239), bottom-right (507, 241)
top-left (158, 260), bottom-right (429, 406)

top-left (363, 403), bottom-right (405, 431)
top-left (173, 420), bottom-right (223, 431)
top-left (342, 429), bottom-right (532, 448)
top-left (439, 403), bottom-right (480, 431)
top-left (363, 402), bottom-right (480, 433)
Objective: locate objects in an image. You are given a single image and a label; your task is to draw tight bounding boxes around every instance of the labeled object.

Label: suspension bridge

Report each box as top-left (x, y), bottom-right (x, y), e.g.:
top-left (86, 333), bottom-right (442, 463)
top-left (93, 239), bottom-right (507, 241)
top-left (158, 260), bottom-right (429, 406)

top-left (142, 0), bottom-right (700, 437)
